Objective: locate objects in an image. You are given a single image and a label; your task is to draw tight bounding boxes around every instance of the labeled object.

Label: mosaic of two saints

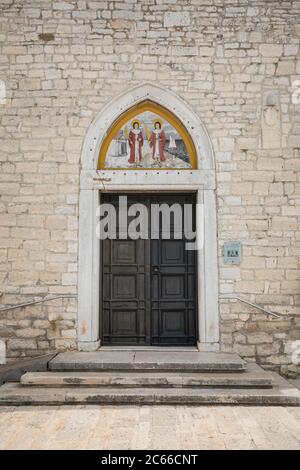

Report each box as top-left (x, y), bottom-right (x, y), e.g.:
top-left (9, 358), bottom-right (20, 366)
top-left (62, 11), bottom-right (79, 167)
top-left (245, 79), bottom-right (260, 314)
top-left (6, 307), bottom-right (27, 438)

top-left (104, 111), bottom-right (192, 169)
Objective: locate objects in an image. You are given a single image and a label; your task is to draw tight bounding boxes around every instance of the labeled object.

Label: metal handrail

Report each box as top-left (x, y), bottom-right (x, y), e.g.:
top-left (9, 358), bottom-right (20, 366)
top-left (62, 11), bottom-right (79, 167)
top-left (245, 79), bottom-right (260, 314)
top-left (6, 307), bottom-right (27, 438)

top-left (0, 292), bottom-right (282, 318)
top-left (220, 295), bottom-right (281, 319)
top-left (0, 294), bottom-right (77, 312)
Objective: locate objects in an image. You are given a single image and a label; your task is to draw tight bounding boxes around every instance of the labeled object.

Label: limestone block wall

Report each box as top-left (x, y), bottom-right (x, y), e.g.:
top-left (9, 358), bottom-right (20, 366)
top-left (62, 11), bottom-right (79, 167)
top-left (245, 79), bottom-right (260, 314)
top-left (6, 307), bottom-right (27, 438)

top-left (0, 0), bottom-right (299, 373)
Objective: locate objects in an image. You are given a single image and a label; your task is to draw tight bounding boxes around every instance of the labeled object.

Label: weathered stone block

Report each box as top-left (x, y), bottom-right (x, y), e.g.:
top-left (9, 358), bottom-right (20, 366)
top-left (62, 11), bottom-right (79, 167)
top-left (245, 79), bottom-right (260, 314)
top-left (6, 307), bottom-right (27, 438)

top-left (259, 44), bottom-right (283, 58)
top-left (164, 11), bottom-right (190, 27)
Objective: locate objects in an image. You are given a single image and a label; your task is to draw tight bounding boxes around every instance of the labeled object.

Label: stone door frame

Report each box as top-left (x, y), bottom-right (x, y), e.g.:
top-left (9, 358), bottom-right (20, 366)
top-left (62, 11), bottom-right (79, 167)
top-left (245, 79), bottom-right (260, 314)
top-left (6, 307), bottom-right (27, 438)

top-left (78, 82), bottom-right (219, 352)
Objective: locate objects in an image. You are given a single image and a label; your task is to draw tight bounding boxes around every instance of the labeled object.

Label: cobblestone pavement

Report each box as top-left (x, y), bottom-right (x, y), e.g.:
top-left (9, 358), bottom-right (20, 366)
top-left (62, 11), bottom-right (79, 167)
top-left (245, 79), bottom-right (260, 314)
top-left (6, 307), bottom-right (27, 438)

top-left (1, 406), bottom-right (300, 450)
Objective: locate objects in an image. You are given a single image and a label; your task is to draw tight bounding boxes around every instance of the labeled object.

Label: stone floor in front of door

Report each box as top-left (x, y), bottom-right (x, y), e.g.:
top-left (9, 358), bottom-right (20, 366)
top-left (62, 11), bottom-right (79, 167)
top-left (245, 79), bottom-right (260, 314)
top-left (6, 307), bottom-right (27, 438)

top-left (1, 405), bottom-right (300, 450)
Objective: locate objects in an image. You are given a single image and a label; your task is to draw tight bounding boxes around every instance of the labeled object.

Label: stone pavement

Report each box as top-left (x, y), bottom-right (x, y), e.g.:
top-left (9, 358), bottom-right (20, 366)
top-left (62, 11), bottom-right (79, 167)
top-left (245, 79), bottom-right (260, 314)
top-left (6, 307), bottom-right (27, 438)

top-left (1, 405), bottom-right (300, 450)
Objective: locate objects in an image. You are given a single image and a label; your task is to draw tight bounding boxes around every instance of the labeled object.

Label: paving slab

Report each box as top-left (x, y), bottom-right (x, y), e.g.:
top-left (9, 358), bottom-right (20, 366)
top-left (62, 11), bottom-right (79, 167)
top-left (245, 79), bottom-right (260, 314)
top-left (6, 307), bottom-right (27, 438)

top-left (49, 351), bottom-right (246, 372)
top-left (1, 405), bottom-right (300, 450)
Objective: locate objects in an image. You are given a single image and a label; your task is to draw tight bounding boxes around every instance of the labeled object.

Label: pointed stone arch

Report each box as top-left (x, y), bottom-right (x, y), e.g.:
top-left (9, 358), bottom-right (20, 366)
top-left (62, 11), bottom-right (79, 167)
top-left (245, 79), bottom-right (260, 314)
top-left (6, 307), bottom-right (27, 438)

top-left (78, 83), bottom-right (219, 352)
top-left (97, 99), bottom-right (198, 169)
top-left (81, 82), bottom-right (215, 172)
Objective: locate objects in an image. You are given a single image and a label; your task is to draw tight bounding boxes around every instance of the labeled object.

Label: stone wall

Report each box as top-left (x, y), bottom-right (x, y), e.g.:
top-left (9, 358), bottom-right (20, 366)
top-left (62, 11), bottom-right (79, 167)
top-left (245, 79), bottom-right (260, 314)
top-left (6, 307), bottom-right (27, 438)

top-left (0, 0), bottom-right (299, 373)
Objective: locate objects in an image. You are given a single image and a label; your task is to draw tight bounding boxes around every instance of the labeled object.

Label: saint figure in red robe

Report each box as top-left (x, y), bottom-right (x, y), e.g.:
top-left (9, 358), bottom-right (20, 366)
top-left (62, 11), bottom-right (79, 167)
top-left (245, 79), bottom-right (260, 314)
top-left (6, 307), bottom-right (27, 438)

top-left (150, 120), bottom-right (166, 163)
top-left (128, 120), bottom-right (144, 164)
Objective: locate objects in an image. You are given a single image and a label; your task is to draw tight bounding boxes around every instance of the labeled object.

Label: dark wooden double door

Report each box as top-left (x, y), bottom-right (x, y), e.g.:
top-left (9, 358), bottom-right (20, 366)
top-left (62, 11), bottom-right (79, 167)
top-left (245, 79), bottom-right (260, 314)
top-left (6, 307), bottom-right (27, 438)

top-left (101, 194), bottom-right (197, 346)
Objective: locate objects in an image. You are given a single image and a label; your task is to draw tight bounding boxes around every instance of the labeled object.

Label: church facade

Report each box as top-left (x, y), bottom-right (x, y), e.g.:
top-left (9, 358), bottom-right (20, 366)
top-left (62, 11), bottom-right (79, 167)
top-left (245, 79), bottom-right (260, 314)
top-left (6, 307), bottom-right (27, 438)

top-left (1, 0), bottom-right (300, 376)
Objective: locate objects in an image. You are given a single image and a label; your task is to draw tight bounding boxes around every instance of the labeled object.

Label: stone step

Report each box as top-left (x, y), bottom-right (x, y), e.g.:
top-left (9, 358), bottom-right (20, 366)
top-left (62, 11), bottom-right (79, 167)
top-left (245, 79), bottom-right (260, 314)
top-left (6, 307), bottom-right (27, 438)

top-left (21, 363), bottom-right (273, 389)
top-left (49, 351), bottom-right (247, 372)
top-left (1, 374), bottom-right (300, 406)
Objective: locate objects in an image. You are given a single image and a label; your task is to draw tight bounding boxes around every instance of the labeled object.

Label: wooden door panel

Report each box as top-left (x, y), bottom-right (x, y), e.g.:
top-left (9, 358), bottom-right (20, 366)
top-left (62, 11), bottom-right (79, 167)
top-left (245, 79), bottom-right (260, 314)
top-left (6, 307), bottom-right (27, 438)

top-left (112, 240), bottom-right (136, 264)
top-left (112, 275), bottom-right (136, 299)
top-left (111, 310), bottom-right (137, 335)
top-left (161, 240), bottom-right (184, 264)
top-left (161, 310), bottom-right (186, 336)
top-left (161, 275), bottom-right (185, 298)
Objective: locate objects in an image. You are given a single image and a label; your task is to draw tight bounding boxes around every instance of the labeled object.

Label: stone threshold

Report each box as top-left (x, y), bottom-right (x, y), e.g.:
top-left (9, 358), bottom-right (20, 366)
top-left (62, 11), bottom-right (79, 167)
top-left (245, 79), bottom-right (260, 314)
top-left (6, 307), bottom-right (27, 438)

top-left (49, 351), bottom-right (247, 372)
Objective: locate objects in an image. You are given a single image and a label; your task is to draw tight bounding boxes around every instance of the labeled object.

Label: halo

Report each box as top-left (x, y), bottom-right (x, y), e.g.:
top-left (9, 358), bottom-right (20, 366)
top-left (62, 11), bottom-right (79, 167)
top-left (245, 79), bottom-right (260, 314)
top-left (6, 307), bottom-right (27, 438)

top-left (131, 119), bottom-right (141, 128)
top-left (153, 118), bottom-right (163, 127)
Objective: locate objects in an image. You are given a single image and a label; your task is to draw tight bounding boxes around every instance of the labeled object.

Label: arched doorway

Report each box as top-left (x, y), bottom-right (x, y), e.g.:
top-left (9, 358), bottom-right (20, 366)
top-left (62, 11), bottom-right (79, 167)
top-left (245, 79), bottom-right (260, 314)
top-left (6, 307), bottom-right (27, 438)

top-left (78, 83), bottom-right (219, 351)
